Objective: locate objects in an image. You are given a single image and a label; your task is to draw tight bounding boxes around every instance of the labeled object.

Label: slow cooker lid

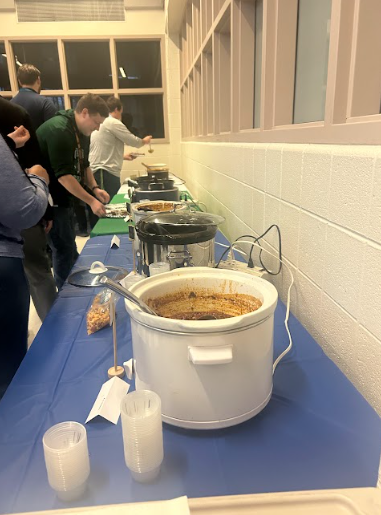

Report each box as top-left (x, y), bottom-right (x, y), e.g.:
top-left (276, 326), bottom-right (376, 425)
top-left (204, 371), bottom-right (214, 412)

top-left (136, 211), bottom-right (225, 244)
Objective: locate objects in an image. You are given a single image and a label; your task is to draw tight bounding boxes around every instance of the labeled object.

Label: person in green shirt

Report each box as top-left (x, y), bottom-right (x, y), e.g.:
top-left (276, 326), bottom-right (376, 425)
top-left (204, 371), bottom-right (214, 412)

top-left (37, 94), bottom-right (110, 289)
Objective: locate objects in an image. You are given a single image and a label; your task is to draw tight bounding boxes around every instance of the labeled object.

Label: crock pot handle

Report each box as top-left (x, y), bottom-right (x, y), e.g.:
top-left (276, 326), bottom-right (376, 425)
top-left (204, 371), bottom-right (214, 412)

top-left (123, 359), bottom-right (136, 379)
top-left (188, 346), bottom-right (233, 365)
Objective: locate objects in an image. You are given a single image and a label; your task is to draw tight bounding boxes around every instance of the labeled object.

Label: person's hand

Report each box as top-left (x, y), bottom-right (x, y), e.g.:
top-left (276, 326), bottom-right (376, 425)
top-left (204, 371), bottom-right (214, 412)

top-left (124, 153), bottom-right (137, 161)
top-left (142, 135), bottom-right (153, 145)
top-left (27, 164), bottom-right (50, 185)
top-left (8, 125), bottom-right (30, 148)
top-left (44, 220), bottom-right (53, 234)
top-left (94, 188), bottom-right (110, 204)
top-left (90, 198), bottom-right (107, 217)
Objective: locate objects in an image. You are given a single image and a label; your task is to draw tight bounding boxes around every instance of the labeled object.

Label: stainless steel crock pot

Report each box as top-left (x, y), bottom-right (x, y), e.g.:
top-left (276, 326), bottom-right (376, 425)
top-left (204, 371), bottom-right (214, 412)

top-left (135, 211), bottom-right (224, 276)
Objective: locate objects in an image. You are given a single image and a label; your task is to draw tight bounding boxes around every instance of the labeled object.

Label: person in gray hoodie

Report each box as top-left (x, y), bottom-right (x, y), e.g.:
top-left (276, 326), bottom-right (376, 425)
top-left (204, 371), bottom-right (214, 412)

top-left (0, 129), bottom-right (49, 399)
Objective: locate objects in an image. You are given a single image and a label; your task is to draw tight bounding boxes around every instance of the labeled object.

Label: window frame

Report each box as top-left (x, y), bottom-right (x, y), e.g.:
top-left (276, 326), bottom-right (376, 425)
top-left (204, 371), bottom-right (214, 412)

top-left (1, 35), bottom-right (169, 143)
top-left (179, 0), bottom-right (381, 145)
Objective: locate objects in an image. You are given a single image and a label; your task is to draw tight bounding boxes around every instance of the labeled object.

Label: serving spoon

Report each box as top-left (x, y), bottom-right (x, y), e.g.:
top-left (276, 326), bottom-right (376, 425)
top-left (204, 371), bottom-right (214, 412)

top-left (99, 276), bottom-right (158, 316)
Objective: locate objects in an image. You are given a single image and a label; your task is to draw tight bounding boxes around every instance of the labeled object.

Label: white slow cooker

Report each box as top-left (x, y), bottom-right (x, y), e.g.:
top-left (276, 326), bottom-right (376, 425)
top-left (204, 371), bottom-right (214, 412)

top-left (124, 268), bottom-right (278, 430)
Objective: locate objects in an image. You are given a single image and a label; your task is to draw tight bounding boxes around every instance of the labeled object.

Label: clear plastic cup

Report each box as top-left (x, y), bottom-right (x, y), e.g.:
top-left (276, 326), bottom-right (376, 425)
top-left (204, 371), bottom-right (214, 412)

top-left (121, 273), bottom-right (145, 290)
top-left (149, 262), bottom-right (170, 276)
top-left (120, 390), bottom-right (163, 483)
top-left (42, 421), bottom-right (90, 501)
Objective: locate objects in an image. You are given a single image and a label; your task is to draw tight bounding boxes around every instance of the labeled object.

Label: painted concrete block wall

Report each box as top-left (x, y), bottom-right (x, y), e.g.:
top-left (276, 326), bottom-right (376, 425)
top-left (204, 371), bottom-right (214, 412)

top-left (181, 141), bottom-right (381, 415)
top-left (0, 8), bottom-right (181, 185)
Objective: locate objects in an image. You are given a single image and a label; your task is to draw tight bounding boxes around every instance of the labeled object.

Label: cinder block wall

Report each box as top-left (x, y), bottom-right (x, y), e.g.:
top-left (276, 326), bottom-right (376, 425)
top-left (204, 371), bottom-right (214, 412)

top-left (181, 141), bottom-right (381, 414)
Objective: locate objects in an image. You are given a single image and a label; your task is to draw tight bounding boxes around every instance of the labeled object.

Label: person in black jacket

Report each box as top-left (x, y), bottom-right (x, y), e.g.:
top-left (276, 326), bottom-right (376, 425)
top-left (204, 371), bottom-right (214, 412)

top-left (0, 97), bottom-right (57, 321)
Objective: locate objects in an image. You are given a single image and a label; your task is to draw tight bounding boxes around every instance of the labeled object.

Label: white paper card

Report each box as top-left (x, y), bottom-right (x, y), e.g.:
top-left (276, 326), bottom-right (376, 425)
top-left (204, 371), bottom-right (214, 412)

top-left (110, 235), bottom-right (120, 248)
top-left (86, 377), bottom-right (129, 425)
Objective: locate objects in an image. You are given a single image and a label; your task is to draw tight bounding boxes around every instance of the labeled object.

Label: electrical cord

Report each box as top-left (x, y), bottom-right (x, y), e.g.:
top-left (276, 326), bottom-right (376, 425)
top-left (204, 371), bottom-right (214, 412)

top-left (215, 234), bottom-right (260, 268)
top-left (216, 239), bottom-right (294, 374)
top-left (215, 227), bottom-right (281, 273)
top-left (247, 225), bottom-right (282, 275)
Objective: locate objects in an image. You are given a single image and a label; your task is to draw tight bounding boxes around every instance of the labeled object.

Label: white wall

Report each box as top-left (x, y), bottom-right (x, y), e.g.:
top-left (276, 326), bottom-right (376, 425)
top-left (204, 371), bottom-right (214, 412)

top-left (0, 8), bottom-right (181, 181)
top-left (182, 141), bottom-right (381, 415)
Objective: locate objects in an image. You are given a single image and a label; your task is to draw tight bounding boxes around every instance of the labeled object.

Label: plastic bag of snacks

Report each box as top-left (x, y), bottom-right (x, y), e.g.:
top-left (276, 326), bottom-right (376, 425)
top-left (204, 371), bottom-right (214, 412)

top-left (87, 289), bottom-right (112, 335)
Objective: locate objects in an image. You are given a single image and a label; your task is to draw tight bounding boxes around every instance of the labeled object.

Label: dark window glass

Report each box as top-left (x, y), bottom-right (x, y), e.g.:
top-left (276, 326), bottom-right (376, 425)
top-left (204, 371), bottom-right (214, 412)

top-left (120, 94), bottom-right (165, 139)
top-left (65, 42), bottom-right (112, 89)
top-left (12, 42), bottom-right (62, 90)
top-left (70, 95), bottom-right (110, 110)
top-left (116, 41), bottom-right (162, 89)
top-left (0, 43), bottom-right (11, 91)
top-left (45, 95), bottom-right (65, 111)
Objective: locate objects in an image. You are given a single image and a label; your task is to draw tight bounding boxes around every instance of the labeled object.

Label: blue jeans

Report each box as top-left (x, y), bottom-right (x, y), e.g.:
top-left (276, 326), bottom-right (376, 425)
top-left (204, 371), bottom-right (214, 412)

top-left (0, 257), bottom-right (29, 399)
top-left (48, 206), bottom-right (79, 290)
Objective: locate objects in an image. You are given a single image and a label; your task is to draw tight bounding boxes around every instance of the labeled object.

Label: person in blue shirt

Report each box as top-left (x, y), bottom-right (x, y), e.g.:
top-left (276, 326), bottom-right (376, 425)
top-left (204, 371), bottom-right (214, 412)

top-left (11, 64), bottom-right (57, 131)
top-left (0, 129), bottom-right (49, 398)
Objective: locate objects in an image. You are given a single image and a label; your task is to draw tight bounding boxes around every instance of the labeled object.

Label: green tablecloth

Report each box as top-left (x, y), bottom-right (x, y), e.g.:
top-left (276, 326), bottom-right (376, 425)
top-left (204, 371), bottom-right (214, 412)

top-left (90, 194), bottom-right (131, 237)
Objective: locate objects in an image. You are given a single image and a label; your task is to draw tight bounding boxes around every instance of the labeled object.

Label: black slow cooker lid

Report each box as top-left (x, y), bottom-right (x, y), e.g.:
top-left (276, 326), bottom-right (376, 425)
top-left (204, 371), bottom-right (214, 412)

top-left (136, 211), bottom-right (225, 244)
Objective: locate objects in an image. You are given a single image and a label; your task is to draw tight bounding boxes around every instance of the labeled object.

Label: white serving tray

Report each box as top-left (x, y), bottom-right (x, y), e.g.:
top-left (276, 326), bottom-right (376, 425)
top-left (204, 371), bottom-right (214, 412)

top-left (7, 488), bottom-right (381, 515)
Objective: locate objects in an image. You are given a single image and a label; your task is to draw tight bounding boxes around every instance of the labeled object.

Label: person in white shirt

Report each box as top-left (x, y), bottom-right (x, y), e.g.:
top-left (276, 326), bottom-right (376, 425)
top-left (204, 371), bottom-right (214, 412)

top-left (89, 96), bottom-right (152, 198)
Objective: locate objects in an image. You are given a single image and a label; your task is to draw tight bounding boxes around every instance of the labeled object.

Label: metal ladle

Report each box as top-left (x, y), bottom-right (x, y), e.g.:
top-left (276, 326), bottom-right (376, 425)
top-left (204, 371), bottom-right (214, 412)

top-left (148, 142), bottom-right (154, 153)
top-left (99, 276), bottom-right (158, 316)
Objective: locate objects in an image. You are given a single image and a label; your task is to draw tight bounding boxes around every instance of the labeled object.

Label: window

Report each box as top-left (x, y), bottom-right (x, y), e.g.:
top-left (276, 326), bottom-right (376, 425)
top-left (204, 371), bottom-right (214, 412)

top-left (253, 0), bottom-right (263, 128)
top-left (116, 41), bottom-right (162, 89)
top-left (65, 41), bottom-right (113, 90)
top-left (179, 0), bottom-right (381, 145)
top-left (0, 42), bottom-right (11, 92)
top-left (120, 94), bottom-right (165, 139)
top-left (293, 0), bottom-right (332, 124)
top-left (12, 42), bottom-right (62, 90)
top-left (70, 95), bottom-right (110, 110)
top-left (45, 96), bottom-right (65, 111)
top-left (1, 36), bottom-right (168, 141)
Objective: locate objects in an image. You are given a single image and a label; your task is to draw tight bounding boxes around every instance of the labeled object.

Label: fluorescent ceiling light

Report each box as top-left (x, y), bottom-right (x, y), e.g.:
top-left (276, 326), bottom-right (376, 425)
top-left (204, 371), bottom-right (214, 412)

top-left (119, 66), bottom-right (126, 78)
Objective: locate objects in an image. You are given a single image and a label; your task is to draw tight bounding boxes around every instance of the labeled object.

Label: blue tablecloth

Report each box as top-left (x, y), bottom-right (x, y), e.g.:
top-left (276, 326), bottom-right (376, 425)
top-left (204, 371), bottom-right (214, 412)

top-left (0, 235), bottom-right (380, 514)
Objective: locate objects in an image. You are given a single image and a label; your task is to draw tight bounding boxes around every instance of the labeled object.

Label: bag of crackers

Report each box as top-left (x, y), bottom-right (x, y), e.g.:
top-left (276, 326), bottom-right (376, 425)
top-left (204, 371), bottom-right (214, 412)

top-left (87, 289), bottom-right (112, 335)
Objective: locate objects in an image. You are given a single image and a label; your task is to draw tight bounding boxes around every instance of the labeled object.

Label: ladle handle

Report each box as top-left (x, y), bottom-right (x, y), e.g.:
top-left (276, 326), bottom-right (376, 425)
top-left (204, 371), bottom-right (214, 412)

top-left (99, 277), bottom-right (157, 316)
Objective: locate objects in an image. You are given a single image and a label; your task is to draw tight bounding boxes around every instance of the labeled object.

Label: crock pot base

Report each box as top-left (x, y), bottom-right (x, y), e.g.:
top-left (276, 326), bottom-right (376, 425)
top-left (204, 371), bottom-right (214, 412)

top-left (161, 390), bottom-right (272, 430)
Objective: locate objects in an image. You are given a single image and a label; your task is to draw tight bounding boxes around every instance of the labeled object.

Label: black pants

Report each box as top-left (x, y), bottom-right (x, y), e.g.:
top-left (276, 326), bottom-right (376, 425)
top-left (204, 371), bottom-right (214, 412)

top-left (0, 257), bottom-right (29, 399)
top-left (94, 169), bottom-right (121, 199)
top-left (22, 225), bottom-right (57, 321)
top-left (47, 206), bottom-right (79, 290)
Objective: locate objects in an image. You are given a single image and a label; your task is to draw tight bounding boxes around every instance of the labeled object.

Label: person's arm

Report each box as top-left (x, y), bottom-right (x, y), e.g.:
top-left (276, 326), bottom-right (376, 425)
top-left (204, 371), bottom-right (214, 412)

top-left (58, 175), bottom-right (106, 217)
top-left (84, 167), bottom-right (110, 204)
top-left (43, 129), bottom-right (106, 217)
top-left (109, 120), bottom-right (152, 148)
top-left (42, 98), bottom-right (57, 122)
top-left (0, 136), bottom-right (48, 230)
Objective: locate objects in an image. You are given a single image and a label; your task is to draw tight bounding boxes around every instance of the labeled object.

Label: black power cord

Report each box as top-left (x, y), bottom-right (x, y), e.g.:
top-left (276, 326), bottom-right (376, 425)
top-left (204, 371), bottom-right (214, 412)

top-left (215, 225), bottom-right (282, 275)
